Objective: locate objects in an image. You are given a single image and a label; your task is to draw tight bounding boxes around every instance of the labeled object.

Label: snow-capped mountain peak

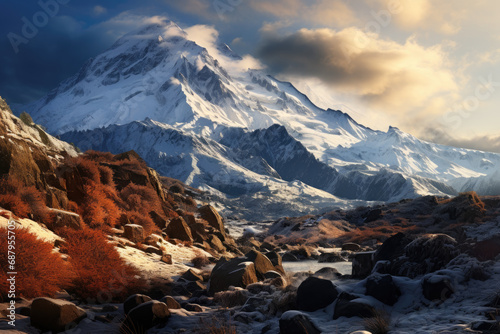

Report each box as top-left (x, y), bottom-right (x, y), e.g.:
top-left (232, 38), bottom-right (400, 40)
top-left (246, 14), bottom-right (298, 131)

top-left (21, 20), bottom-right (500, 219)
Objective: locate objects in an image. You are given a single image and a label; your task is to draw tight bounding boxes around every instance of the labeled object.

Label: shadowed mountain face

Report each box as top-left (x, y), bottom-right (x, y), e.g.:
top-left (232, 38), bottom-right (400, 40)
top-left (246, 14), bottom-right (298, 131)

top-left (21, 20), bottom-right (500, 220)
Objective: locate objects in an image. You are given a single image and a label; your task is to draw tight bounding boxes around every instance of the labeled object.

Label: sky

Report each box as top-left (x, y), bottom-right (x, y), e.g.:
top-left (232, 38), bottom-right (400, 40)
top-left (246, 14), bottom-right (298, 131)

top-left (0, 0), bottom-right (499, 152)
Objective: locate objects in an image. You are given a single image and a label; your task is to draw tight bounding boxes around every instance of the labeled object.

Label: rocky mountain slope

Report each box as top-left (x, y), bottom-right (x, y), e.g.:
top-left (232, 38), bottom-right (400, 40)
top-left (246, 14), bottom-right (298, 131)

top-left (21, 20), bottom-right (500, 220)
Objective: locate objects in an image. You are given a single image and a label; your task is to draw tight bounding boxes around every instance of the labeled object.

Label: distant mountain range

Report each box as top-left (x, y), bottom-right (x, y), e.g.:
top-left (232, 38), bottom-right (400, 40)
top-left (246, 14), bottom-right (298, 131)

top-left (22, 20), bottom-right (500, 220)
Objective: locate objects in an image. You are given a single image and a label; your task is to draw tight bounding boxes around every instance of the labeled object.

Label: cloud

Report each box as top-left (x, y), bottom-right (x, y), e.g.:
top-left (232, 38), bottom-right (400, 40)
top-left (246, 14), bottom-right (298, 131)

top-left (375, 0), bottom-right (465, 34)
top-left (422, 127), bottom-right (500, 153)
top-left (257, 27), bottom-right (460, 130)
top-left (250, 0), bottom-right (358, 27)
top-left (93, 5), bottom-right (107, 16)
top-left (185, 24), bottom-right (264, 73)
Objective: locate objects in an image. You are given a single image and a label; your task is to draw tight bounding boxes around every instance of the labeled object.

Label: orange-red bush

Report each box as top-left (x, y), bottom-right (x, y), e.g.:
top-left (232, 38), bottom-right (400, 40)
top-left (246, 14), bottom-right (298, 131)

top-left (80, 183), bottom-right (120, 229)
top-left (0, 178), bottom-right (48, 220)
top-left (125, 210), bottom-right (157, 235)
top-left (60, 228), bottom-right (144, 302)
top-left (0, 227), bottom-right (73, 300)
top-left (0, 193), bottom-right (30, 218)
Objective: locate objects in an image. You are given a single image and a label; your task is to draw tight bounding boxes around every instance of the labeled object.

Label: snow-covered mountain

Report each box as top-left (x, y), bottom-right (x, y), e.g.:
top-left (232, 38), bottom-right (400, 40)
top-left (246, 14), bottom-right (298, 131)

top-left (23, 20), bottom-right (500, 219)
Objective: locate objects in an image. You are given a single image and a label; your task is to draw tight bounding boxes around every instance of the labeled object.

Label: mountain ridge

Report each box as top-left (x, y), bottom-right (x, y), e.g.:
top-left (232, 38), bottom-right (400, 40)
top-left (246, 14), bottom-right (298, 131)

top-left (20, 20), bottom-right (500, 219)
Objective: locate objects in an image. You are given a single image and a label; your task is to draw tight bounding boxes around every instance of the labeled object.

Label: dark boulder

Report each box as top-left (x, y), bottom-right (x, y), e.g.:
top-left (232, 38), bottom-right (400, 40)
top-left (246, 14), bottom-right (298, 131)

top-left (159, 296), bottom-right (181, 309)
top-left (297, 277), bottom-right (338, 312)
top-left (352, 251), bottom-right (375, 278)
top-left (123, 294), bottom-right (152, 315)
top-left (121, 301), bottom-right (170, 334)
top-left (30, 298), bottom-right (86, 333)
top-left (208, 260), bottom-right (258, 295)
top-left (333, 293), bottom-right (376, 319)
top-left (342, 243), bottom-right (361, 251)
top-left (365, 274), bottom-right (401, 306)
top-left (318, 252), bottom-right (346, 263)
top-left (279, 311), bottom-right (322, 334)
top-left (374, 232), bottom-right (413, 263)
top-left (471, 236), bottom-right (500, 261)
top-left (199, 205), bottom-right (226, 239)
top-left (165, 217), bottom-right (193, 243)
top-left (422, 275), bottom-right (454, 302)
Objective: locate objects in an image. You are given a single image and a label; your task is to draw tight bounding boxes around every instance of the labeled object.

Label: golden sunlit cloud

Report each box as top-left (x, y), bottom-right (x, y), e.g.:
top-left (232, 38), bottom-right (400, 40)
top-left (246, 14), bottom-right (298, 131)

top-left (258, 27), bottom-right (460, 132)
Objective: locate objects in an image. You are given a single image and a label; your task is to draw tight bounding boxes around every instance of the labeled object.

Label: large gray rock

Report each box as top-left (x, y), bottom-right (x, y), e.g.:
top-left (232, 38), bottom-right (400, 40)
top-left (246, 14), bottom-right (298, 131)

top-left (30, 297), bottom-right (86, 333)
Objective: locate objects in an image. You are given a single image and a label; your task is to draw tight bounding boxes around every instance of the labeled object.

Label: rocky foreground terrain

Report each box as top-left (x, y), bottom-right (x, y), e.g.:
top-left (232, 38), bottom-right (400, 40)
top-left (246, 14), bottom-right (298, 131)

top-left (0, 99), bottom-right (499, 333)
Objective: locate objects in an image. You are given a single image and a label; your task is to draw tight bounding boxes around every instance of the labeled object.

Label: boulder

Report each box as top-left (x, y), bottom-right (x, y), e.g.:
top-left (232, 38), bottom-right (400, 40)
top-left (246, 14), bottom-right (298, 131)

top-left (471, 236), bottom-right (500, 261)
top-left (279, 311), bottom-right (322, 334)
top-left (165, 217), bottom-right (193, 243)
top-left (422, 275), bottom-right (454, 302)
top-left (124, 224), bottom-right (144, 243)
top-left (181, 269), bottom-right (204, 282)
top-left (144, 246), bottom-right (163, 255)
top-left (297, 277), bottom-right (338, 312)
top-left (264, 270), bottom-right (283, 279)
top-left (318, 252), bottom-right (346, 263)
top-left (333, 293), bottom-right (376, 319)
top-left (282, 252), bottom-right (299, 262)
top-left (48, 208), bottom-right (82, 230)
top-left (122, 301), bottom-right (170, 333)
top-left (374, 232), bottom-right (412, 263)
top-left (30, 297), bottom-right (86, 333)
top-left (245, 250), bottom-right (279, 279)
top-left (265, 251), bottom-right (283, 267)
top-left (313, 267), bottom-right (342, 280)
top-left (364, 208), bottom-right (382, 223)
top-left (352, 251), bottom-right (375, 278)
top-left (208, 234), bottom-right (225, 253)
top-left (190, 222), bottom-right (209, 243)
top-left (184, 303), bottom-right (203, 312)
top-left (365, 274), bottom-right (401, 306)
top-left (160, 296), bottom-right (181, 309)
top-left (199, 205), bottom-right (226, 239)
top-left (161, 254), bottom-right (173, 264)
top-left (342, 243), bottom-right (361, 251)
top-left (208, 260), bottom-right (258, 295)
top-left (123, 294), bottom-right (152, 315)
top-left (149, 210), bottom-right (167, 229)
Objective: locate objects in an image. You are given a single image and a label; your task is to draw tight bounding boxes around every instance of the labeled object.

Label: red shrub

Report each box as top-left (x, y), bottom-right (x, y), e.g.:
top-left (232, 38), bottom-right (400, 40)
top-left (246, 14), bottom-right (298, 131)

top-left (0, 227), bottom-right (73, 300)
top-left (72, 156), bottom-right (100, 184)
top-left (60, 228), bottom-right (144, 302)
top-left (84, 150), bottom-right (114, 162)
top-left (80, 183), bottom-right (120, 229)
top-left (0, 194), bottom-right (30, 218)
top-left (125, 210), bottom-right (157, 235)
top-left (19, 186), bottom-right (48, 222)
top-left (98, 165), bottom-right (115, 186)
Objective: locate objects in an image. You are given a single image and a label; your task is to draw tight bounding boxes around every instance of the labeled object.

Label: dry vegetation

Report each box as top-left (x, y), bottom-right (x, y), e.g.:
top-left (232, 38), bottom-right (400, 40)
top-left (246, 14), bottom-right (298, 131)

top-left (0, 149), bottom-right (200, 302)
